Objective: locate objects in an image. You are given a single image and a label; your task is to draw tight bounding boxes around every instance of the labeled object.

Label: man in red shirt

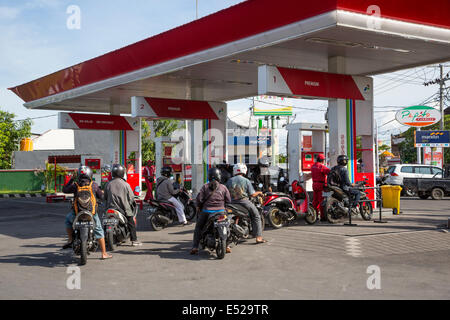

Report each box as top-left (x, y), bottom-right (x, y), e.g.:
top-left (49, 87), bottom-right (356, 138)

top-left (143, 160), bottom-right (155, 202)
top-left (311, 154), bottom-right (330, 221)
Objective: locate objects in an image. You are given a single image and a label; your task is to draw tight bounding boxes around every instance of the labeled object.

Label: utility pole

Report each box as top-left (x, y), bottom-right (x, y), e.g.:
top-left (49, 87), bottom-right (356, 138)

top-left (196, 0), bottom-right (198, 19)
top-left (424, 64), bottom-right (449, 167)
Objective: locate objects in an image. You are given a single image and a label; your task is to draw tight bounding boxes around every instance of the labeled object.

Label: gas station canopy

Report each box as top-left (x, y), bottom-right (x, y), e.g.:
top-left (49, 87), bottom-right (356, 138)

top-left (8, 0), bottom-right (450, 113)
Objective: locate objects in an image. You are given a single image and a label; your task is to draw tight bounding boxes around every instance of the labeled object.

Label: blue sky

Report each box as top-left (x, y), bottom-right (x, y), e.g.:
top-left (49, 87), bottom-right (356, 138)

top-left (0, 0), bottom-right (448, 145)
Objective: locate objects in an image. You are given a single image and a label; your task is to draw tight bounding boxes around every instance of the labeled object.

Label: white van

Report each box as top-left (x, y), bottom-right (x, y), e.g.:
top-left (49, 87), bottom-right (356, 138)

top-left (384, 164), bottom-right (443, 192)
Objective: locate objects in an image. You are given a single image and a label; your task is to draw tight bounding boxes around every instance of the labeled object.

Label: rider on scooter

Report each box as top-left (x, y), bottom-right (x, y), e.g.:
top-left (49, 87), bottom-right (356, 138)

top-left (62, 165), bottom-right (112, 260)
top-left (155, 166), bottom-right (188, 226)
top-left (226, 163), bottom-right (267, 244)
top-left (190, 167), bottom-right (232, 255)
top-left (104, 164), bottom-right (142, 246)
top-left (330, 155), bottom-right (361, 207)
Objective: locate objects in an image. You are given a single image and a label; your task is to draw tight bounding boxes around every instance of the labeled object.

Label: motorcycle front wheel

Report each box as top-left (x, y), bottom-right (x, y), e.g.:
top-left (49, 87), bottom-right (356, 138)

top-left (216, 238), bottom-right (226, 260)
top-left (267, 207), bottom-right (285, 229)
top-left (360, 201), bottom-right (373, 221)
top-left (326, 197), bottom-right (344, 224)
top-left (305, 206), bottom-right (318, 225)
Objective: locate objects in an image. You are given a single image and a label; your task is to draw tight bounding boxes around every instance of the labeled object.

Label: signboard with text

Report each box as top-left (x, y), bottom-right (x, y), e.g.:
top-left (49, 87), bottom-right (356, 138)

top-left (415, 130), bottom-right (450, 147)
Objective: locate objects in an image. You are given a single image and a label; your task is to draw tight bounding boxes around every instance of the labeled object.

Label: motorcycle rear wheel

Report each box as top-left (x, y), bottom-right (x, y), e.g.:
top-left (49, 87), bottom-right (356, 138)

top-left (149, 214), bottom-right (165, 231)
top-left (106, 229), bottom-right (115, 251)
top-left (185, 204), bottom-right (197, 221)
top-left (80, 239), bottom-right (88, 265)
top-left (305, 206), bottom-right (318, 225)
top-left (326, 197), bottom-right (344, 224)
top-left (216, 238), bottom-right (226, 259)
top-left (267, 207), bottom-right (285, 229)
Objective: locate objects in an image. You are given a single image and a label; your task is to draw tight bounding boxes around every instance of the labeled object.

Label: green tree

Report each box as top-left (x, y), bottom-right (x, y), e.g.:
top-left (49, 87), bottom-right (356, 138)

top-left (140, 119), bottom-right (181, 165)
top-left (0, 109), bottom-right (32, 169)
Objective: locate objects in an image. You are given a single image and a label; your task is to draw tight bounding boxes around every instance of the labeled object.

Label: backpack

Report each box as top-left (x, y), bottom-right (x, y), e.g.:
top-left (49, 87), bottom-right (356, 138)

top-left (74, 181), bottom-right (97, 215)
top-left (327, 166), bottom-right (342, 187)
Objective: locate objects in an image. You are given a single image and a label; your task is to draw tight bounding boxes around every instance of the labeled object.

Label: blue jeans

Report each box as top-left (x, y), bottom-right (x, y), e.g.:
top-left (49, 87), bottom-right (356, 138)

top-left (65, 212), bottom-right (104, 239)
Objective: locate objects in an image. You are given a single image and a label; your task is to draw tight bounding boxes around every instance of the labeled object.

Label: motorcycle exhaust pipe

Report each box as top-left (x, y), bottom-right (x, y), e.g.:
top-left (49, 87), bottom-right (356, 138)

top-left (155, 214), bottom-right (171, 224)
top-left (232, 224), bottom-right (247, 237)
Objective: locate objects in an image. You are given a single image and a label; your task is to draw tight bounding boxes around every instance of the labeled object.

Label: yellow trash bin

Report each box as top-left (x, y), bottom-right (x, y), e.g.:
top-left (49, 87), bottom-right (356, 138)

top-left (381, 185), bottom-right (402, 215)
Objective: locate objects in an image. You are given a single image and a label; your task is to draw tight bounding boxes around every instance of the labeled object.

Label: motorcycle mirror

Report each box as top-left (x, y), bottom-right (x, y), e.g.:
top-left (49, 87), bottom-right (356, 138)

top-left (280, 177), bottom-right (285, 182)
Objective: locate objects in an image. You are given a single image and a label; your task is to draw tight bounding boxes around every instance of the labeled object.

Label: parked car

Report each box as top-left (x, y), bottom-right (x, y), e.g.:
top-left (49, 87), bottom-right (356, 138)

top-left (384, 164), bottom-right (444, 196)
top-left (403, 177), bottom-right (450, 200)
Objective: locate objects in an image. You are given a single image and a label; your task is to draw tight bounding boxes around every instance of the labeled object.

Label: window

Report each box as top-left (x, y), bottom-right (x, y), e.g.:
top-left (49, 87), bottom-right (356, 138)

top-left (387, 166), bottom-right (396, 174)
top-left (400, 166), bottom-right (413, 173)
top-left (431, 167), bottom-right (443, 175)
top-left (415, 167), bottom-right (431, 174)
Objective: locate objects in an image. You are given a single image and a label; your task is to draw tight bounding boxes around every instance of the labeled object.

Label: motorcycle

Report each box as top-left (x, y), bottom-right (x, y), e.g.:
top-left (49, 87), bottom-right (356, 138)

top-left (198, 212), bottom-right (231, 259)
top-left (146, 188), bottom-right (196, 231)
top-left (72, 210), bottom-right (98, 265)
top-left (322, 180), bottom-right (373, 224)
top-left (226, 196), bottom-right (266, 243)
top-left (102, 200), bottom-right (138, 251)
top-left (263, 179), bottom-right (317, 228)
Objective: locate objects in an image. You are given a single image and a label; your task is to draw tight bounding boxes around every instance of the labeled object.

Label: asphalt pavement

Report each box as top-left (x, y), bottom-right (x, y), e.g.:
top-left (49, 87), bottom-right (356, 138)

top-left (0, 196), bottom-right (449, 300)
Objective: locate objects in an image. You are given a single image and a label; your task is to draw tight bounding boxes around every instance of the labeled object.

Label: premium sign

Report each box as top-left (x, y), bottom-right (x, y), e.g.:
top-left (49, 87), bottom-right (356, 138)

top-left (59, 113), bottom-right (139, 131)
top-left (258, 65), bottom-right (373, 101)
top-left (131, 96), bottom-right (226, 120)
top-left (415, 130), bottom-right (450, 147)
top-left (396, 106), bottom-right (441, 127)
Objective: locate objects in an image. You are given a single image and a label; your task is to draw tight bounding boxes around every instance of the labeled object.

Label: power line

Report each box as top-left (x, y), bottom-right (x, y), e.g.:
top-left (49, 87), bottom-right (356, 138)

top-left (16, 114), bottom-right (58, 122)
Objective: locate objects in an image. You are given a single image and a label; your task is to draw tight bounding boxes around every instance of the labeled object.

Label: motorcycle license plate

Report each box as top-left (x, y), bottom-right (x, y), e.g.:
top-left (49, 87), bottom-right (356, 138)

top-left (102, 218), bottom-right (118, 225)
top-left (322, 192), bottom-right (332, 197)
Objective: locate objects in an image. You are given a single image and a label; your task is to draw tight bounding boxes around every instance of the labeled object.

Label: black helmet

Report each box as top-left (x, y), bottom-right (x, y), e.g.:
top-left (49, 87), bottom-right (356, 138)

top-left (208, 167), bottom-right (221, 182)
top-left (337, 155), bottom-right (349, 166)
top-left (161, 166), bottom-right (172, 178)
top-left (78, 165), bottom-right (93, 181)
top-left (111, 164), bottom-right (126, 179)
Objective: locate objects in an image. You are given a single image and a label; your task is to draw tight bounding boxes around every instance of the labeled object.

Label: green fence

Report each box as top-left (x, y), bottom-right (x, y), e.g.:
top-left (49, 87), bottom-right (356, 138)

top-left (0, 170), bottom-right (45, 193)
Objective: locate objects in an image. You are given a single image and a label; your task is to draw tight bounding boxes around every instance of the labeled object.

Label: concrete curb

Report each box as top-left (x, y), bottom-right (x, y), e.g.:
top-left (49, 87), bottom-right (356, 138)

top-left (0, 193), bottom-right (49, 198)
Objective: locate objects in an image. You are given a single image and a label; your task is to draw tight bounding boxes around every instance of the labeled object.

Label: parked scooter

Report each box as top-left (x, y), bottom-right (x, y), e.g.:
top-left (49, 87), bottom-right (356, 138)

top-left (263, 180), bottom-right (317, 228)
top-left (198, 212), bottom-right (231, 259)
top-left (322, 179), bottom-right (373, 224)
top-left (102, 200), bottom-right (138, 251)
top-left (146, 187), bottom-right (195, 231)
top-left (71, 210), bottom-right (98, 265)
top-left (226, 198), bottom-right (266, 244)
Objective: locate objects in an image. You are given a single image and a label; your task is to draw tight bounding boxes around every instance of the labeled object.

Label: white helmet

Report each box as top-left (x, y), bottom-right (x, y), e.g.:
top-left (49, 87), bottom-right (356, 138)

top-left (233, 163), bottom-right (247, 176)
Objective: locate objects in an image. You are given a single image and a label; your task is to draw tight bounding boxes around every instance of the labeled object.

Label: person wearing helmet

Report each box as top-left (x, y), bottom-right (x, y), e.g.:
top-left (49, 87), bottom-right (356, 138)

top-left (329, 155), bottom-right (361, 207)
top-left (104, 164), bottom-right (142, 246)
top-left (226, 163), bottom-right (267, 244)
top-left (254, 157), bottom-right (272, 193)
top-left (62, 165), bottom-right (112, 260)
top-left (155, 166), bottom-right (188, 225)
top-left (311, 154), bottom-right (330, 222)
top-left (190, 167), bottom-right (232, 255)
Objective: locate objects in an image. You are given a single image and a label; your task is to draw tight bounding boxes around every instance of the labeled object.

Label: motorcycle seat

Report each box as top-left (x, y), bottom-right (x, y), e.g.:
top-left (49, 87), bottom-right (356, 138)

top-left (227, 204), bottom-right (250, 216)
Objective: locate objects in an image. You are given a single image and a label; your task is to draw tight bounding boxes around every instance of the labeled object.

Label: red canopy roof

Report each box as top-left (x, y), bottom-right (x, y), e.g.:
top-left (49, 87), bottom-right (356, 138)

top-left (9, 0), bottom-right (450, 104)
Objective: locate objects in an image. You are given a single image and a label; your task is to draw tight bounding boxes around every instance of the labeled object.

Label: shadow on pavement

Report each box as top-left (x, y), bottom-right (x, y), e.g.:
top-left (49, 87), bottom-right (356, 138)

top-left (114, 240), bottom-right (219, 261)
top-left (0, 249), bottom-right (76, 268)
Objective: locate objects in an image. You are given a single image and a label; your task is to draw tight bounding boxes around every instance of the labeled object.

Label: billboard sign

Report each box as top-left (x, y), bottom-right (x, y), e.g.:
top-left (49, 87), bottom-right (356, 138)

top-left (396, 106), bottom-right (441, 127)
top-left (415, 130), bottom-right (450, 147)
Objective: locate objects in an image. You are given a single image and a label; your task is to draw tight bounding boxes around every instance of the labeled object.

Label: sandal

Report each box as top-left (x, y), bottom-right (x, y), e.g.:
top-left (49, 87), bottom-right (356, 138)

top-left (101, 254), bottom-right (113, 260)
top-left (255, 239), bottom-right (268, 244)
top-left (190, 248), bottom-right (199, 255)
